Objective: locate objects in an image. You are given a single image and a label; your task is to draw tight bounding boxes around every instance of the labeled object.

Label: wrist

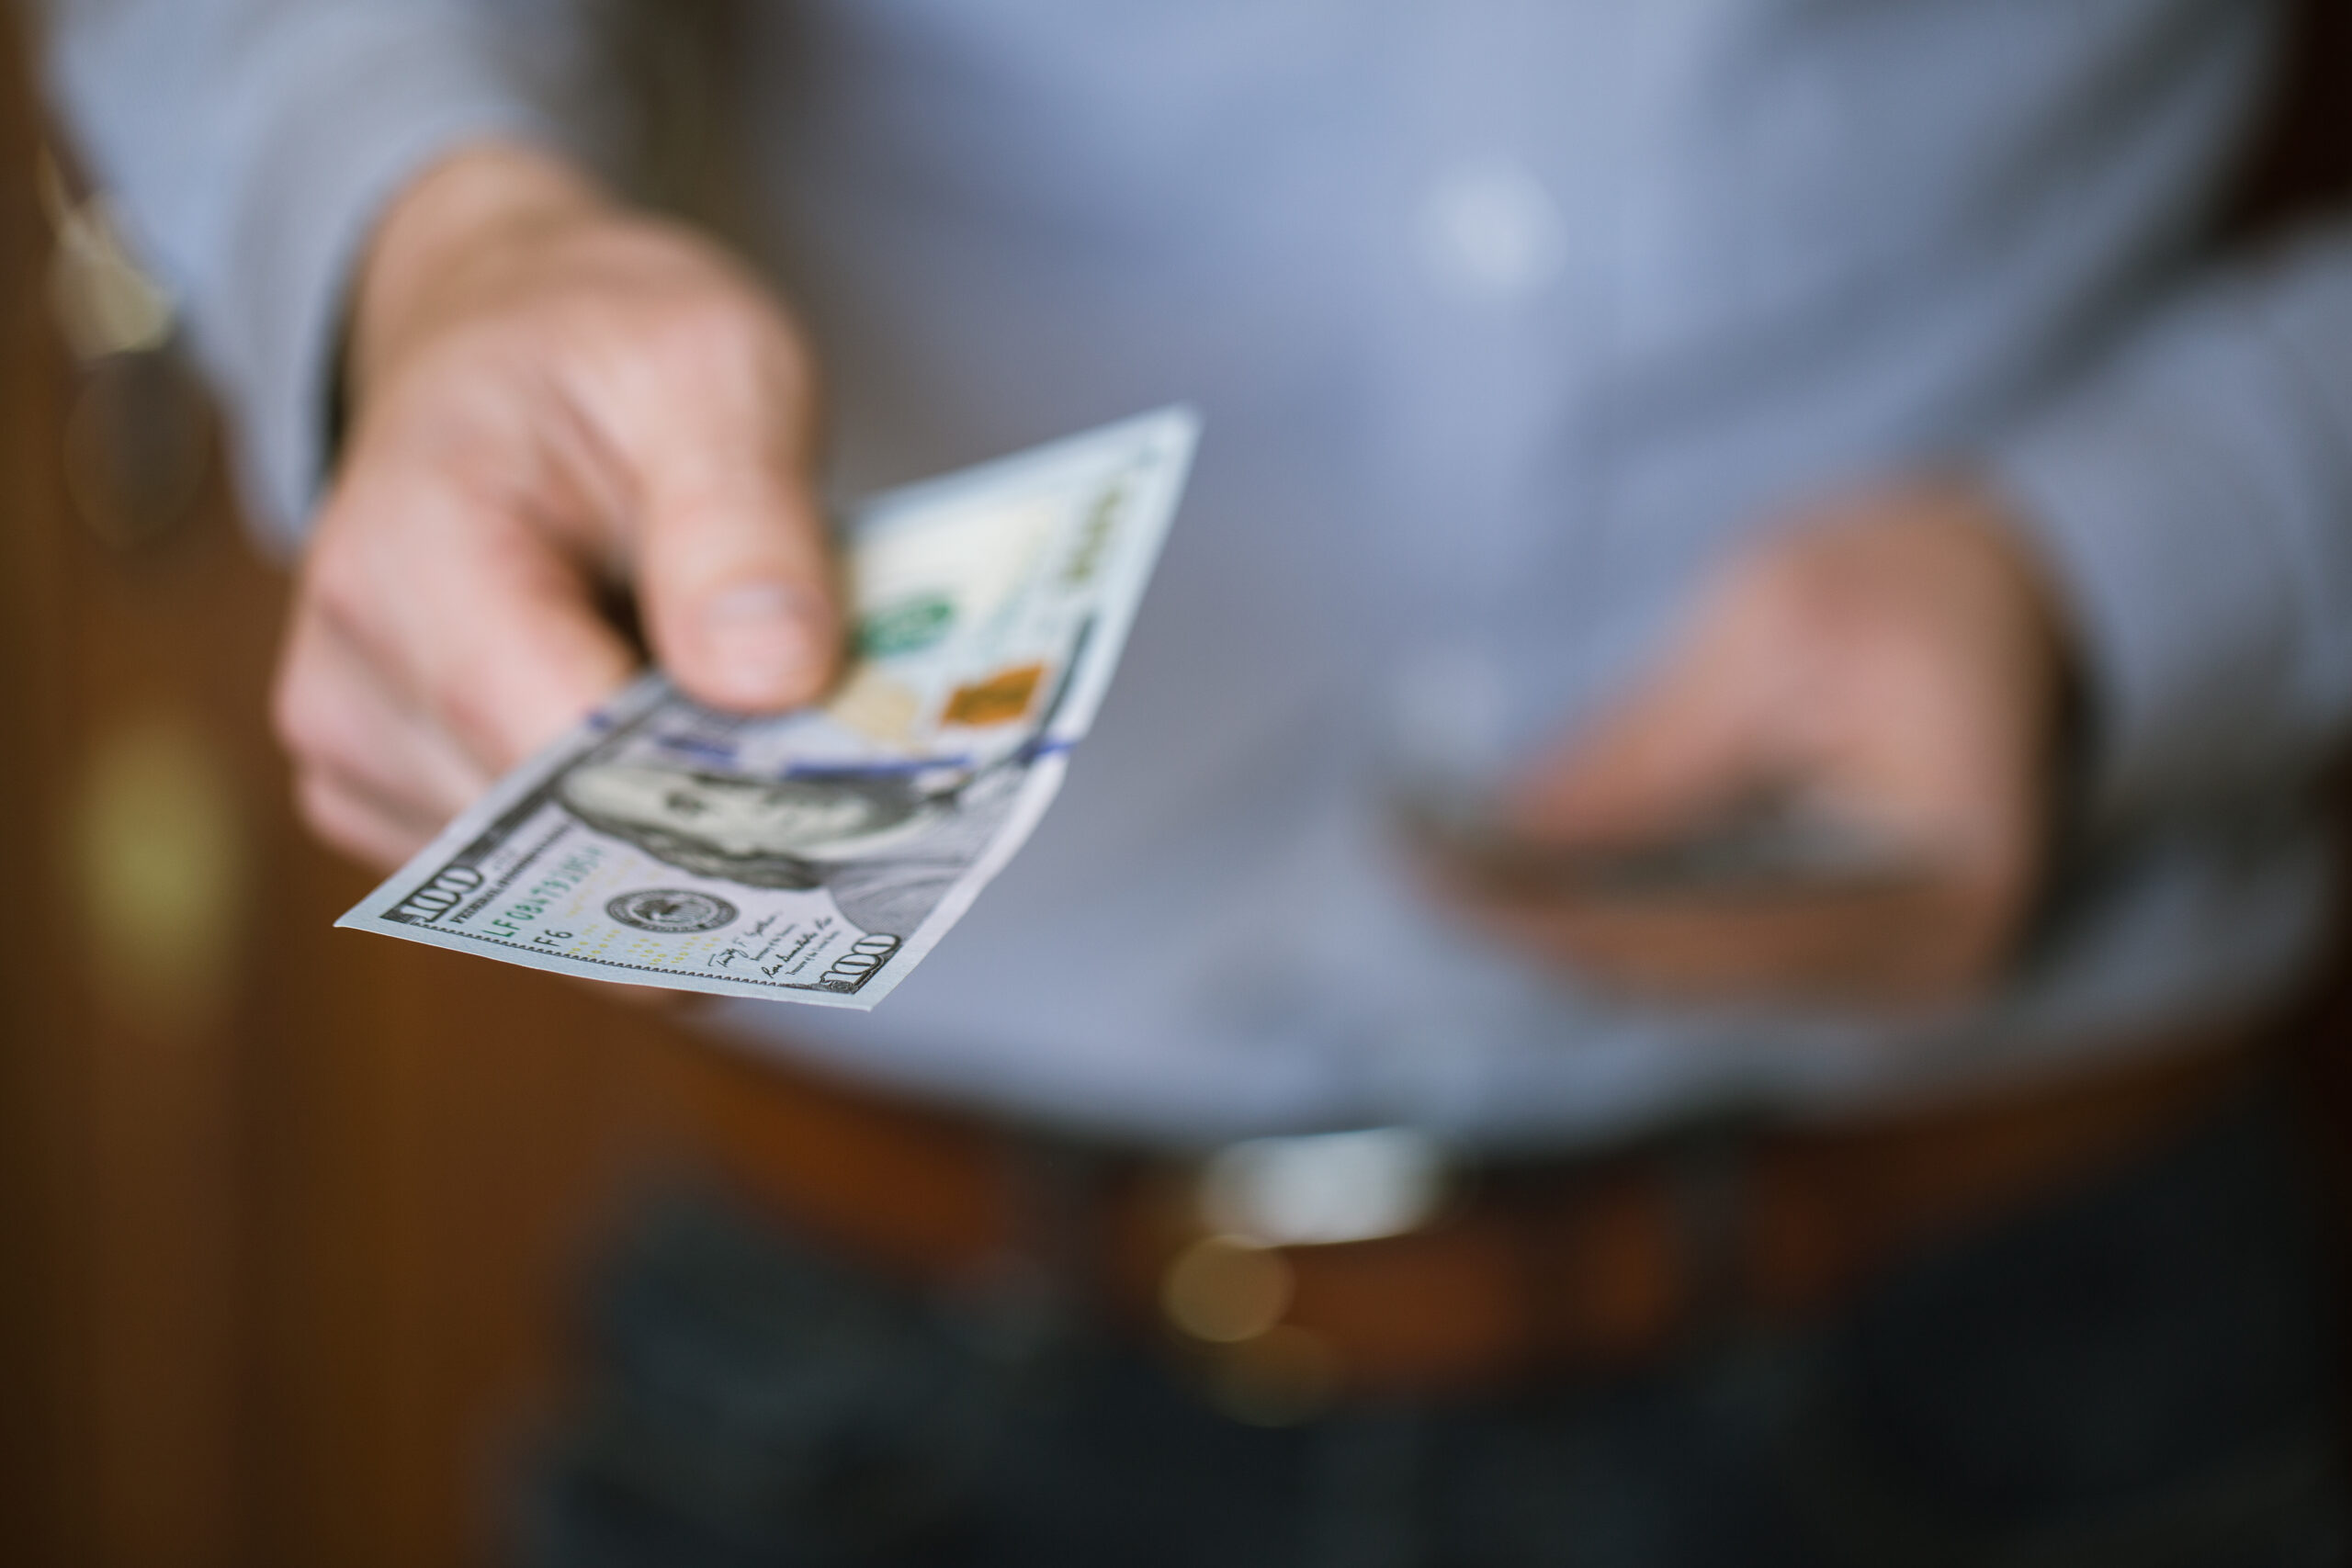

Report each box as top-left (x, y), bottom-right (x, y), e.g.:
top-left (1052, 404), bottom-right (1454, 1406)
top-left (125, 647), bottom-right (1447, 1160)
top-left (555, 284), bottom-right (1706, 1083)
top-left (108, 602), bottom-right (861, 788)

top-left (347, 141), bottom-right (608, 398)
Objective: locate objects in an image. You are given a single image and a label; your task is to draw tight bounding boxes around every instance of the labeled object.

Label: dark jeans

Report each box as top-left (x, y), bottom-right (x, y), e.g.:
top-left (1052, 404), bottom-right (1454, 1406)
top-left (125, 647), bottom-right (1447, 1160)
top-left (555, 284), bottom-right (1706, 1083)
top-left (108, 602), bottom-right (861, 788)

top-left (523, 1088), bottom-right (2348, 1568)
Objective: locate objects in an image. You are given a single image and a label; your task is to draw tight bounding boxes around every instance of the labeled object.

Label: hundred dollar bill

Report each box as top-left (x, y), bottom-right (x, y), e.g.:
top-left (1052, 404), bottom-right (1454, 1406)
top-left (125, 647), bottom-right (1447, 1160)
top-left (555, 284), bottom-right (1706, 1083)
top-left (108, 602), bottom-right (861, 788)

top-left (338, 408), bottom-right (1198, 1009)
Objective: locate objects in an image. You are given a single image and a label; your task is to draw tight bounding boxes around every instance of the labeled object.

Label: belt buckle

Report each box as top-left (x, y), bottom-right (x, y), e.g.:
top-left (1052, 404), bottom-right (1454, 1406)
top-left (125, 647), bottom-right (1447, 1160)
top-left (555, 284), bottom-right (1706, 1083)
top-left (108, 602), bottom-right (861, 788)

top-left (1197, 1125), bottom-right (1450, 1247)
top-left (1160, 1127), bottom-right (1450, 1424)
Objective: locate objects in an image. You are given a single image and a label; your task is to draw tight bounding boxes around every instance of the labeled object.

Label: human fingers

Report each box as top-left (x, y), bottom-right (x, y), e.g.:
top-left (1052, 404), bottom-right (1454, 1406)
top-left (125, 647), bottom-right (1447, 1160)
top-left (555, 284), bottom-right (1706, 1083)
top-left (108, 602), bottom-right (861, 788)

top-left (322, 140), bottom-right (822, 759)
top-left (602, 293), bottom-right (841, 713)
top-left (301, 443), bottom-right (643, 783)
top-left (1453, 874), bottom-right (1996, 1006)
top-left (1501, 596), bottom-right (1786, 849)
top-left (288, 729), bottom-right (472, 873)
top-left (1448, 489), bottom-right (2066, 1006)
top-left (273, 600), bottom-right (496, 835)
top-left (291, 768), bottom-right (446, 874)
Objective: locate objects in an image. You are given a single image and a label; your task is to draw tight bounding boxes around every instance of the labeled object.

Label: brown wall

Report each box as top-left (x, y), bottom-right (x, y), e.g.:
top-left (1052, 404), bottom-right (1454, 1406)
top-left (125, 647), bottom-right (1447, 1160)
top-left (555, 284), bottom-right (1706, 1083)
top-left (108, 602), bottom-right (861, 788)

top-left (0, 14), bottom-right (803, 1559)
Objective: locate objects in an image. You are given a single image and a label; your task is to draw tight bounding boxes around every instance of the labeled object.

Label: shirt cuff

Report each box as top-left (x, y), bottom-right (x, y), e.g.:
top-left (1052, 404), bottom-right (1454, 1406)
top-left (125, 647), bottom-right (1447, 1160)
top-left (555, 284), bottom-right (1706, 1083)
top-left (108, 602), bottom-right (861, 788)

top-left (204, 21), bottom-right (565, 551)
top-left (1983, 305), bottom-right (2308, 827)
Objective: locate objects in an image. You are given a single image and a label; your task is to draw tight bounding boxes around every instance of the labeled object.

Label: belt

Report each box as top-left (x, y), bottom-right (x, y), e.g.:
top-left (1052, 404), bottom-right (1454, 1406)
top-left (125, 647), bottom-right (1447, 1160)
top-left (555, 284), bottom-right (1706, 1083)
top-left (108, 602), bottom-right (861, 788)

top-left (672, 1017), bottom-right (2267, 1420)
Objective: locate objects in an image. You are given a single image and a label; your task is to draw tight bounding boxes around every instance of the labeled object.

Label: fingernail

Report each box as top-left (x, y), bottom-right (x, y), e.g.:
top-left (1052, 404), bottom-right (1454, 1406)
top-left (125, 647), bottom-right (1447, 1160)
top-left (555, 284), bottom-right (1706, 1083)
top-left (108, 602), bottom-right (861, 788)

top-left (700, 581), bottom-right (823, 702)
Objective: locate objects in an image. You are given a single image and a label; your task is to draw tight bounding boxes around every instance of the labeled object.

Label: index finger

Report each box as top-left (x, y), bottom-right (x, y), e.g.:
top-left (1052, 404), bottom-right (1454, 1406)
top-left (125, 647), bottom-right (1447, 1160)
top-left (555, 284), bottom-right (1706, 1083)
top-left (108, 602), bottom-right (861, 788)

top-left (313, 457), bottom-right (641, 777)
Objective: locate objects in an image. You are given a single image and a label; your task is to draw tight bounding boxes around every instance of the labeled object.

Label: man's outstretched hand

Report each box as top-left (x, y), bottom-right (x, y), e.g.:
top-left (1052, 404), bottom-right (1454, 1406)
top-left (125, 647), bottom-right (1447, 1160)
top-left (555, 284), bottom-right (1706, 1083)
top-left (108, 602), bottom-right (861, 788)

top-left (274, 142), bottom-right (841, 872)
top-left (1462, 483), bottom-right (2075, 1009)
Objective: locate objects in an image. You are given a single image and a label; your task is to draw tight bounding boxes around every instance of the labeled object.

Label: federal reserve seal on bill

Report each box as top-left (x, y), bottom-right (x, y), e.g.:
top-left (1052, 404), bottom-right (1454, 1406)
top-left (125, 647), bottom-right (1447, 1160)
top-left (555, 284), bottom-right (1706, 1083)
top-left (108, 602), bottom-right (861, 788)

top-left (605, 890), bottom-right (740, 933)
top-left (336, 408), bottom-right (1199, 1009)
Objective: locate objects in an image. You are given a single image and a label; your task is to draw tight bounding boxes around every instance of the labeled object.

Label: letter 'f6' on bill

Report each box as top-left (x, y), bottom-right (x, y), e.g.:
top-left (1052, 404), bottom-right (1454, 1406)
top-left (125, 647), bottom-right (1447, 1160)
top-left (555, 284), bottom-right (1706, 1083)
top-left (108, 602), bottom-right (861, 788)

top-left (337, 408), bottom-right (1200, 1010)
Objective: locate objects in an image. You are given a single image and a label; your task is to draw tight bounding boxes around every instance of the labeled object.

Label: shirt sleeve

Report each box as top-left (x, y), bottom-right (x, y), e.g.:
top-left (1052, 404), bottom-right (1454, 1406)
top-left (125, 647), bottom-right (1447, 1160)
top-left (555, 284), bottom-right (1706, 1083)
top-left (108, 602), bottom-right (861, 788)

top-left (1985, 220), bottom-right (2352, 829)
top-left (38, 0), bottom-right (578, 552)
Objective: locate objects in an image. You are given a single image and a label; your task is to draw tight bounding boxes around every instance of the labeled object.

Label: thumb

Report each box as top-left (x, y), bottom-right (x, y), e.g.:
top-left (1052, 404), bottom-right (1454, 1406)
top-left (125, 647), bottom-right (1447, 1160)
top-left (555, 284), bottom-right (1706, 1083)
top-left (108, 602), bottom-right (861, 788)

top-left (629, 392), bottom-right (842, 713)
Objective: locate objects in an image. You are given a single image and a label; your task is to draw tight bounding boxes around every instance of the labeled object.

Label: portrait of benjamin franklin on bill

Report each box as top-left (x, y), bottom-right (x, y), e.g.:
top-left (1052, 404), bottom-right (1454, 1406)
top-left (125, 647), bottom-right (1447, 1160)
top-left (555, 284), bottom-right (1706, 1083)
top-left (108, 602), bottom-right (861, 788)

top-left (556, 757), bottom-right (1026, 939)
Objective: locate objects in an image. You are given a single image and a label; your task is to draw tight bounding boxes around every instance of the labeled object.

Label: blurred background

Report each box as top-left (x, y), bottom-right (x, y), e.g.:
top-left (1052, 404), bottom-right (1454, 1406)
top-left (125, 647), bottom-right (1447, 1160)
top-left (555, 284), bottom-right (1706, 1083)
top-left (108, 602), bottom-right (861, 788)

top-left (5, 4), bottom-right (2352, 1565)
top-left (0, 7), bottom-right (820, 1563)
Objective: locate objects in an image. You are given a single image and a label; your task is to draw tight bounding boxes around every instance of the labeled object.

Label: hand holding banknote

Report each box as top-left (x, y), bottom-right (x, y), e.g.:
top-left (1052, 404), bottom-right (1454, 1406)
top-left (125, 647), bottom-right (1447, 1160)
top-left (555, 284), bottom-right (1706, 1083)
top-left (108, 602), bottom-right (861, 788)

top-left (1437, 481), bottom-right (2076, 1009)
top-left (274, 141), bottom-right (840, 871)
top-left (341, 409), bottom-right (1197, 1009)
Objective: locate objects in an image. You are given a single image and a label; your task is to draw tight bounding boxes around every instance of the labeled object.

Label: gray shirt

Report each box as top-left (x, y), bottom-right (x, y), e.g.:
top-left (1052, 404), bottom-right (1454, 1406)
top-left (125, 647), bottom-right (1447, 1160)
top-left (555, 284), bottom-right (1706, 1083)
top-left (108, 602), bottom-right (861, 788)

top-left (42, 0), bottom-right (2352, 1147)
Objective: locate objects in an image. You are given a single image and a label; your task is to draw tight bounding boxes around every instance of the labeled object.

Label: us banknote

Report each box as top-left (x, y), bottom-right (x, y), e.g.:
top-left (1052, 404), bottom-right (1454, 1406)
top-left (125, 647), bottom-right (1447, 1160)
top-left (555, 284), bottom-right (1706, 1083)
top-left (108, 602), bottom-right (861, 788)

top-left (338, 408), bottom-right (1198, 1009)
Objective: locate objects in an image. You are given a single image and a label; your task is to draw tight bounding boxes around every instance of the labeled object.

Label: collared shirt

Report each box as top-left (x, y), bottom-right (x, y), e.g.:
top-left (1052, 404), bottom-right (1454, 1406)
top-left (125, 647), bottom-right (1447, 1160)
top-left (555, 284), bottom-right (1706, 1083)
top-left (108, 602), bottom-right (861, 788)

top-left (45, 0), bottom-right (2352, 1147)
